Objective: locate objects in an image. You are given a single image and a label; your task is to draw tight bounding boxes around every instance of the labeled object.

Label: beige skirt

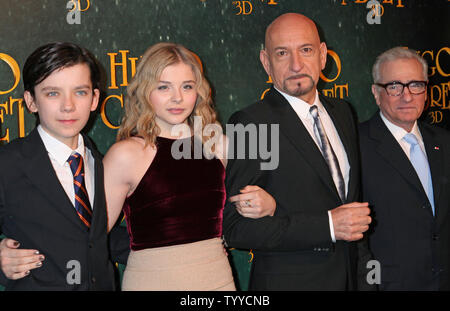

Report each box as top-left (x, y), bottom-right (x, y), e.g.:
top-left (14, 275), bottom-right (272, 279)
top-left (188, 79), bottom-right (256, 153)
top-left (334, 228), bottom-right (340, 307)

top-left (122, 237), bottom-right (236, 291)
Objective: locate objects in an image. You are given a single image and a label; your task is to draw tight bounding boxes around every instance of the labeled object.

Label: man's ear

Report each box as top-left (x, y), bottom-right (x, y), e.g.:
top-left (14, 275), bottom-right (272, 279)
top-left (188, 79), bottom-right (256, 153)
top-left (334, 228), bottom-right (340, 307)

top-left (371, 84), bottom-right (381, 107)
top-left (90, 88), bottom-right (100, 112)
top-left (319, 42), bottom-right (328, 70)
top-left (424, 82), bottom-right (427, 102)
top-left (259, 49), bottom-right (271, 77)
top-left (24, 91), bottom-right (38, 113)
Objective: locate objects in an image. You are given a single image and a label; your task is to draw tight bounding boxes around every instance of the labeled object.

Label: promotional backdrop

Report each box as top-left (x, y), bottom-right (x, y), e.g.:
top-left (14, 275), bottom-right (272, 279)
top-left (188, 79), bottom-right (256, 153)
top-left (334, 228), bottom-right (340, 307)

top-left (0, 0), bottom-right (449, 290)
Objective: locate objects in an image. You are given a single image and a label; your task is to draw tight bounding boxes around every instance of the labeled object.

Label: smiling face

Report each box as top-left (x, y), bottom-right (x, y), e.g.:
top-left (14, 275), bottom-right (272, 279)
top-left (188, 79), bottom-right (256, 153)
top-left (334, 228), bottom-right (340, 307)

top-left (149, 61), bottom-right (198, 137)
top-left (24, 63), bottom-right (99, 149)
top-left (260, 13), bottom-right (327, 104)
top-left (372, 58), bottom-right (427, 132)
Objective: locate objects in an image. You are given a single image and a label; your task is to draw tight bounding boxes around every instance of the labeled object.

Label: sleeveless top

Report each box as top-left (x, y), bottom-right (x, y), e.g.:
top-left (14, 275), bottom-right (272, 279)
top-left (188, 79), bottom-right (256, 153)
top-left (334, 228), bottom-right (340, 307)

top-left (123, 136), bottom-right (226, 251)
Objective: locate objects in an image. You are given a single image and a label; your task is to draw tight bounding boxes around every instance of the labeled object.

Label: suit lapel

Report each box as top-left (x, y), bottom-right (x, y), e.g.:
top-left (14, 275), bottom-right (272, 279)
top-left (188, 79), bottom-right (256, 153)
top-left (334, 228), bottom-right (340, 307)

top-left (20, 129), bottom-right (88, 231)
top-left (368, 114), bottom-right (431, 213)
top-left (82, 134), bottom-right (105, 236)
top-left (420, 123), bottom-right (446, 223)
top-left (264, 88), bottom-right (341, 201)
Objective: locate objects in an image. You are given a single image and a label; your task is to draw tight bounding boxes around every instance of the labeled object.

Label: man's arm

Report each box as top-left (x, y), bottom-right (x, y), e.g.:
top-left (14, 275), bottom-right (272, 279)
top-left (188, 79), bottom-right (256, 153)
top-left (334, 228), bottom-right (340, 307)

top-left (108, 216), bottom-right (130, 265)
top-left (0, 170), bottom-right (44, 284)
top-left (223, 110), bottom-right (333, 252)
top-left (223, 110), bottom-right (371, 252)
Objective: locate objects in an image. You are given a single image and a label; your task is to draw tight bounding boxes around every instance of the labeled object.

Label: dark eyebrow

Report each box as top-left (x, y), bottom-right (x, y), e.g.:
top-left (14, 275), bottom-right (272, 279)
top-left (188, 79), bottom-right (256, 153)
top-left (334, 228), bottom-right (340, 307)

top-left (40, 86), bottom-right (61, 92)
top-left (40, 85), bottom-right (91, 91)
top-left (74, 85), bottom-right (92, 90)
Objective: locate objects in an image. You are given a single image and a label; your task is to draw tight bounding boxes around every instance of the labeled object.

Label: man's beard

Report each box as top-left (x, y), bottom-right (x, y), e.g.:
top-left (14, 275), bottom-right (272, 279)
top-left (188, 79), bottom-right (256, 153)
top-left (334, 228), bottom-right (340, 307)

top-left (283, 74), bottom-right (315, 97)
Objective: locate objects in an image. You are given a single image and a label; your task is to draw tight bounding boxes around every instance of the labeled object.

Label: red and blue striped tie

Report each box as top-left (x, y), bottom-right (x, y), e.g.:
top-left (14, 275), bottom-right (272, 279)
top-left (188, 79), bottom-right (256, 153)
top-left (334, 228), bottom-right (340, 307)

top-left (68, 152), bottom-right (92, 228)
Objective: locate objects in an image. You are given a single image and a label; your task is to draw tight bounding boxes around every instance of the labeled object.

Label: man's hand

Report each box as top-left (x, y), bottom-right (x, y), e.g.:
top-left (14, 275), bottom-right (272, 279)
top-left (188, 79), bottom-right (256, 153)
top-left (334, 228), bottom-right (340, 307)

top-left (0, 238), bottom-right (44, 280)
top-left (229, 185), bottom-right (276, 219)
top-left (330, 202), bottom-right (371, 241)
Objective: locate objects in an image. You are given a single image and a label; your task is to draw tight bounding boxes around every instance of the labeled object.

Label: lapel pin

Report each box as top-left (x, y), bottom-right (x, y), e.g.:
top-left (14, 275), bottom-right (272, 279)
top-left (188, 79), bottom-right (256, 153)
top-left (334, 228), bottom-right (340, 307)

top-left (434, 146), bottom-right (440, 150)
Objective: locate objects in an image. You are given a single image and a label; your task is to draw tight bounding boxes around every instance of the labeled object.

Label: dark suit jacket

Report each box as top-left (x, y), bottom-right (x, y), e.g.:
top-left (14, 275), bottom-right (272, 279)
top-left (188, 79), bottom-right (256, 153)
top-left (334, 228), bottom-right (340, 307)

top-left (0, 128), bottom-right (129, 290)
top-left (223, 87), bottom-right (372, 290)
top-left (359, 112), bottom-right (450, 290)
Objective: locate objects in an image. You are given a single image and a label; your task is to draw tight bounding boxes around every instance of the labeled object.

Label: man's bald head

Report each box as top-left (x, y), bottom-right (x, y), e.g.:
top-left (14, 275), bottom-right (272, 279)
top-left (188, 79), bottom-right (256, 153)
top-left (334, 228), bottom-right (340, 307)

top-left (264, 13), bottom-right (322, 50)
top-left (260, 13), bottom-right (327, 104)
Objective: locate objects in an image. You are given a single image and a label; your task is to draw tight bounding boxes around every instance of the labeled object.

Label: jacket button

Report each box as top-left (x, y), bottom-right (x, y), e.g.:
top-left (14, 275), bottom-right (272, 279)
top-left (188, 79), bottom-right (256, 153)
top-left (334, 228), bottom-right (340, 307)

top-left (91, 277), bottom-right (96, 283)
top-left (432, 234), bottom-right (439, 241)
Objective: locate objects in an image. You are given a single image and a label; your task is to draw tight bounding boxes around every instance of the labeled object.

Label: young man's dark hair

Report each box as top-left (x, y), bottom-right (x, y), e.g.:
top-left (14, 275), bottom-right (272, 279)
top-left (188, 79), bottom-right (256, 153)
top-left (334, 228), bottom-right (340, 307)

top-left (22, 42), bottom-right (100, 97)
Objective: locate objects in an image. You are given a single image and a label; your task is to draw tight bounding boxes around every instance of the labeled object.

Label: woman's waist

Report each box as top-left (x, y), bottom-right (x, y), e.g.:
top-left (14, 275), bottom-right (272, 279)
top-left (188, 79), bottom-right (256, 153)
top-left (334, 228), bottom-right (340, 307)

top-left (129, 219), bottom-right (223, 251)
top-left (126, 237), bottom-right (227, 269)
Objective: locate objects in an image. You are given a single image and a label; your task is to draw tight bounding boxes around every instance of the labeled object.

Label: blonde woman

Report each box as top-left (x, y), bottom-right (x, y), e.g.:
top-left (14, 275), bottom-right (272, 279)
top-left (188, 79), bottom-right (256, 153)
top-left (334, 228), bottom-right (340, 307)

top-left (103, 43), bottom-right (275, 290)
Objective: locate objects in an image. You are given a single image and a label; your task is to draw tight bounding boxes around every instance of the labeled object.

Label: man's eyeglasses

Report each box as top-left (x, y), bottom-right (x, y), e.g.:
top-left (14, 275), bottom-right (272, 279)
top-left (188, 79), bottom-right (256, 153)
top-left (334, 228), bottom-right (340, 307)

top-left (375, 81), bottom-right (428, 97)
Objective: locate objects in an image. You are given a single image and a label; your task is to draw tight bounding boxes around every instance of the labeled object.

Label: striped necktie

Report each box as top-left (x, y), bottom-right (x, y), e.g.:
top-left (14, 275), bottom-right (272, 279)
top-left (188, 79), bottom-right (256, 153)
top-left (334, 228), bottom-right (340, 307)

top-left (68, 152), bottom-right (92, 228)
top-left (403, 133), bottom-right (435, 216)
top-left (310, 105), bottom-right (346, 202)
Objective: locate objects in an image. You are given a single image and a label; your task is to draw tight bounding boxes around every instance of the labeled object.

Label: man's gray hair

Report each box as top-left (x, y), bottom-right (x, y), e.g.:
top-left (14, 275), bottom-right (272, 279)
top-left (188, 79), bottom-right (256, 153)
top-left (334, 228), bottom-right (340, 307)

top-left (372, 47), bottom-right (428, 83)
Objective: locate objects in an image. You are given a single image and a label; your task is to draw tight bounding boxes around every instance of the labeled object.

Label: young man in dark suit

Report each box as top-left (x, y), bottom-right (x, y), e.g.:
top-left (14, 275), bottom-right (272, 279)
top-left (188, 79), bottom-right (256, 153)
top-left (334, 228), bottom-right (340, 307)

top-left (0, 42), bottom-right (129, 290)
top-left (359, 47), bottom-right (450, 290)
top-left (224, 13), bottom-right (373, 290)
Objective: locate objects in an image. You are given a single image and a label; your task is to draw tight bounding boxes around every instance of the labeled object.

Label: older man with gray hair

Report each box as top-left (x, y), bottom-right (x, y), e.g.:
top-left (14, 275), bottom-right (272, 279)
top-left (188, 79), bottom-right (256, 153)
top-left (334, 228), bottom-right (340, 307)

top-left (359, 47), bottom-right (450, 290)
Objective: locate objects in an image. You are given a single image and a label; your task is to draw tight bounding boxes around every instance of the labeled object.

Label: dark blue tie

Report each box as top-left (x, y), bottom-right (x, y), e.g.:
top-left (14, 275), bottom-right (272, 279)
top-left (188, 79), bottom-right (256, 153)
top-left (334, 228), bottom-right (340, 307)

top-left (68, 152), bottom-right (92, 228)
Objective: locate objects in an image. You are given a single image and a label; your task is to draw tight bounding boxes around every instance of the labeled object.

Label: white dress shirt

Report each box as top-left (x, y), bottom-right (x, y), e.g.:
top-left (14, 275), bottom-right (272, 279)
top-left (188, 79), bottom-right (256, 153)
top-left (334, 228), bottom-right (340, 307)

top-left (37, 125), bottom-right (95, 209)
top-left (379, 111), bottom-right (428, 161)
top-left (275, 87), bottom-right (350, 243)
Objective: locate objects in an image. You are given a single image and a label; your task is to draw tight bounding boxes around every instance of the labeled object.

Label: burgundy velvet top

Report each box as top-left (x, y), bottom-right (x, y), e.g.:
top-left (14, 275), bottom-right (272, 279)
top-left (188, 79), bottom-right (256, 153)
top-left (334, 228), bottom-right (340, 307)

top-left (123, 136), bottom-right (226, 251)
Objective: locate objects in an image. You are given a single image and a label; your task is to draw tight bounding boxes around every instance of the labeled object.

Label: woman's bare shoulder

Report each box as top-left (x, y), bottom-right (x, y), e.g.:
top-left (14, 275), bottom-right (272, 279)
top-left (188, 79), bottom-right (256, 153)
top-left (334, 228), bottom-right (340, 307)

top-left (104, 137), bottom-right (155, 165)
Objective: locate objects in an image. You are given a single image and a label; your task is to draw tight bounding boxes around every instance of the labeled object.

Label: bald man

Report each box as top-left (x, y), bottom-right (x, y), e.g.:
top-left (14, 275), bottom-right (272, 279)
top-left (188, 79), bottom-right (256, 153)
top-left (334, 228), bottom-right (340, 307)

top-left (223, 13), bottom-right (373, 290)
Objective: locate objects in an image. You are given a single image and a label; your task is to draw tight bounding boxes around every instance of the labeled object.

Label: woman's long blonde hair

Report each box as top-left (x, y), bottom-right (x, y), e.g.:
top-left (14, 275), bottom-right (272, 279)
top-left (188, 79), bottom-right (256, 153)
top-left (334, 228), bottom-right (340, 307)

top-left (117, 42), bottom-right (220, 146)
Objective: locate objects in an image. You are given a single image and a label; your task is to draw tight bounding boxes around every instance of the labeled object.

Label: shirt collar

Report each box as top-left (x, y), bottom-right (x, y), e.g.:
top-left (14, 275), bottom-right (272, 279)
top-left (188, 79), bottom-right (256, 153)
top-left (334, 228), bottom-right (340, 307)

top-left (274, 86), bottom-right (323, 119)
top-left (379, 111), bottom-right (423, 143)
top-left (37, 125), bottom-right (85, 166)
